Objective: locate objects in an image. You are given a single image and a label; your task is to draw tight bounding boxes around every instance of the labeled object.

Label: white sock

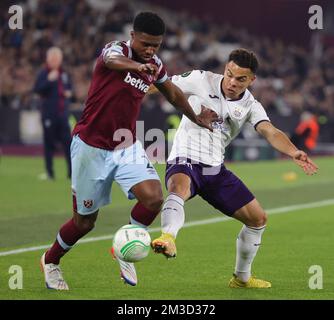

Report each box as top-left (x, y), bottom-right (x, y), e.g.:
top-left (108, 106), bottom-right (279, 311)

top-left (235, 224), bottom-right (266, 282)
top-left (161, 193), bottom-right (185, 238)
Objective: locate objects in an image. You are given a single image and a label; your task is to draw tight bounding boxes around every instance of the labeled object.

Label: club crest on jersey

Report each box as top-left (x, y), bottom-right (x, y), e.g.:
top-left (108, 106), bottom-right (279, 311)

top-left (83, 200), bottom-right (93, 209)
top-left (212, 119), bottom-right (225, 131)
top-left (124, 72), bottom-right (150, 93)
top-left (232, 108), bottom-right (243, 118)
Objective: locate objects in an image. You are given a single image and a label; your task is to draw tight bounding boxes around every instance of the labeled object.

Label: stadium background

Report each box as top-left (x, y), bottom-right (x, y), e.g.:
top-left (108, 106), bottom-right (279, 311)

top-left (0, 0), bottom-right (334, 301)
top-left (1, 0), bottom-right (334, 160)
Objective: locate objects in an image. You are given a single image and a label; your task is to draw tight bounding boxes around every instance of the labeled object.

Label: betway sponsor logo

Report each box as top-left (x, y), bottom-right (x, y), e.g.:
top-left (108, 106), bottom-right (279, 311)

top-left (124, 72), bottom-right (149, 93)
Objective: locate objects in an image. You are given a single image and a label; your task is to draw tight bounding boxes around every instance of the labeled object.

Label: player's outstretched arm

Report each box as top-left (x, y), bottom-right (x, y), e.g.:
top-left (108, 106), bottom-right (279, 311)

top-left (155, 79), bottom-right (218, 131)
top-left (256, 121), bottom-right (318, 175)
top-left (147, 84), bottom-right (159, 95)
top-left (104, 55), bottom-right (158, 75)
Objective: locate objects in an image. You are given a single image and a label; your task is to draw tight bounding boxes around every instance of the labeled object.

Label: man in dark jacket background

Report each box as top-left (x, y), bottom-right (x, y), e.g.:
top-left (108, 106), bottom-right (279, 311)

top-left (34, 47), bottom-right (73, 180)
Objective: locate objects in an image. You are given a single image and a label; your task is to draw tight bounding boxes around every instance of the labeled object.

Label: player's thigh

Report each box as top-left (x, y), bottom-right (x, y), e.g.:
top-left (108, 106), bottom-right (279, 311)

top-left (115, 141), bottom-right (161, 202)
top-left (166, 173), bottom-right (192, 201)
top-left (165, 160), bottom-right (198, 201)
top-left (71, 135), bottom-right (114, 214)
top-left (200, 167), bottom-right (254, 217)
top-left (232, 198), bottom-right (267, 227)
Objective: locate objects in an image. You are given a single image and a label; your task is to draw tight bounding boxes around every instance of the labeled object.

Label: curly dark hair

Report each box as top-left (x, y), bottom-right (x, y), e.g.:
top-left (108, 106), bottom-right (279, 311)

top-left (229, 49), bottom-right (259, 74)
top-left (133, 12), bottom-right (165, 36)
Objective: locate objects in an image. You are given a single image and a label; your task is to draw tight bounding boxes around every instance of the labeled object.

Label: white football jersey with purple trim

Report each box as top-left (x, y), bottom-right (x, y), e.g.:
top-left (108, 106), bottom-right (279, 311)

top-left (168, 70), bottom-right (270, 166)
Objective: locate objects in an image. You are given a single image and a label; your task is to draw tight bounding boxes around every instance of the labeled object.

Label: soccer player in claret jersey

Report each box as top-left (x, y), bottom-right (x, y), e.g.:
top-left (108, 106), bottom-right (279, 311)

top-left (40, 12), bottom-right (217, 290)
top-left (151, 49), bottom-right (318, 288)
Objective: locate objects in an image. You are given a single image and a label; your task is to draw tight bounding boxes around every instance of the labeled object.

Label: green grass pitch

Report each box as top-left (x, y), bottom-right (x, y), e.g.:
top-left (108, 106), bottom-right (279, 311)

top-left (0, 155), bottom-right (333, 300)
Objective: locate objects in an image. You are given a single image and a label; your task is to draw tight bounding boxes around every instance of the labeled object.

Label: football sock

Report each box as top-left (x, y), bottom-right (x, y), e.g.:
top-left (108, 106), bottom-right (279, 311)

top-left (130, 202), bottom-right (160, 228)
top-left (45, 218), bottom-right (88, 264)
top-left (161, 193), bottom-right (185, 238)
top-left (235, 224), bottom-right (266, 282)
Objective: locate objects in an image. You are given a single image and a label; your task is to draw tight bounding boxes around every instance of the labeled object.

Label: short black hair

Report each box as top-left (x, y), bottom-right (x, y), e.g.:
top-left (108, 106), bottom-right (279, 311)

top-left (133, 12), bottom-right (165, 36)
top-left (228, 49), bottom-right (259, 74)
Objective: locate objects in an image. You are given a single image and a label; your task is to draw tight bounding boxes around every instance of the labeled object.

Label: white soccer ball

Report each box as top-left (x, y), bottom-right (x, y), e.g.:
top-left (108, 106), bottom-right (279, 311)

top-left (112, 224), bottom-right (151, 262)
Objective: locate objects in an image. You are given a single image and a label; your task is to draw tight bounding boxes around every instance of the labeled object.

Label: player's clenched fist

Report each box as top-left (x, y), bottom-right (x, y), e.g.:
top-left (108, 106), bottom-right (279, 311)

top-left (138, 63), bottom-right (158, 76)
top-left (196, 106), bottom-right (219, 132)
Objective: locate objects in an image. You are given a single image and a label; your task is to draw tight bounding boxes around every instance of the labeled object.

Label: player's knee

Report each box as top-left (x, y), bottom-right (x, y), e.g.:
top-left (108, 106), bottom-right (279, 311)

top-left (73, 212), bottom-right (98, 233)
top-left (168, 180), bottom-right (189, 199)
top-left (77, 219), bottom-right (95, 233)
top-left (147, 197), bottom-right (164, 212)
top-left (142, 193), bottom-right (164, 212)
top-left (252, 212), bottom-right (267, 227)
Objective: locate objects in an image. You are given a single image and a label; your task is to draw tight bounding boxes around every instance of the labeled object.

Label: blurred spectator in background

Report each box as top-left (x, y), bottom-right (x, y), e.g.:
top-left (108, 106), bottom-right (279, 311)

top-left (1, 0), bottom-right (333, 151)
top-left (34, 47), bottom-right (73, 180)
top-left (291, 111), bottom-right (319, 154)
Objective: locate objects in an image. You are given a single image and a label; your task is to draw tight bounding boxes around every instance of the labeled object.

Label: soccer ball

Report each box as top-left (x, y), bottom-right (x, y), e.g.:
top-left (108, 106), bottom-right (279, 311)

top-left (112, 224), bottom-right (151, 262)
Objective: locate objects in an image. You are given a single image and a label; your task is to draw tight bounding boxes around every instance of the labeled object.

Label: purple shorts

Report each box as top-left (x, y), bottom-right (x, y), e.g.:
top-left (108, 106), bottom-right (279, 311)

top-left (165, 158), bottom-right (255, 216)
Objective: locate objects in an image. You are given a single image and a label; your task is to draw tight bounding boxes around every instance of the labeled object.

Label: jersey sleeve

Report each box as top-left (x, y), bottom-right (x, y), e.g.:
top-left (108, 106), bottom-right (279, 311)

top-left (155, 63), bottom-right (168, 84)
top-left (151, 55), bottom-right (168, 84)
top-left (247, 101), bottom-right (270, 128)
top-left (101, 41), bottom-right (129, 64)
top-left (170, 70), bottom-right (204, 94)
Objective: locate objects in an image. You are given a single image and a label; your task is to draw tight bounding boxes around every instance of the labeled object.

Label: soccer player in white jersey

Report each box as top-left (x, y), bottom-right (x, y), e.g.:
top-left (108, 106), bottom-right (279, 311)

top-left (151, 49), bottom-right (318, 288)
